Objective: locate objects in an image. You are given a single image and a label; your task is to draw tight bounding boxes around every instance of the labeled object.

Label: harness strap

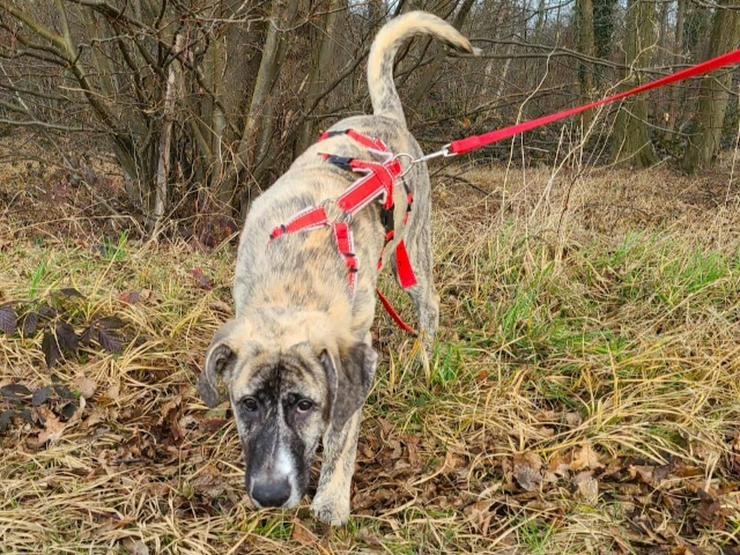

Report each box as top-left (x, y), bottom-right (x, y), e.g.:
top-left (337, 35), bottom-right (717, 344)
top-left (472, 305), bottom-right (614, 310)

top-left (333, 223), bottom-right (358, 295)
top-left (320, 129), bottom-right (389, 152)
top-left (336, 164), bottom-right (393, 215)
top-left (271, 128), bottom-right (418, 333)
top-left (270, 206), bottom-right (328, 239)
top-left (395, 241), bottom-right (417, 289)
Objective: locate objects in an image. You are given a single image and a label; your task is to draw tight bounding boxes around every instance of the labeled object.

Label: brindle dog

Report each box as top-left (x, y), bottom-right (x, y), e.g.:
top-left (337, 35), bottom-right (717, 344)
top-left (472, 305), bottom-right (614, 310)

top-left (198, 11), bottom-right (478, 525)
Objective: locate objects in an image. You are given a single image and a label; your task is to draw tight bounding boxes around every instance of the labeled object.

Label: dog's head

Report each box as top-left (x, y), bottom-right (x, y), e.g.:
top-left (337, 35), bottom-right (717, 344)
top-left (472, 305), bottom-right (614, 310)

top-left (197, 313), bottom-right (377, 508)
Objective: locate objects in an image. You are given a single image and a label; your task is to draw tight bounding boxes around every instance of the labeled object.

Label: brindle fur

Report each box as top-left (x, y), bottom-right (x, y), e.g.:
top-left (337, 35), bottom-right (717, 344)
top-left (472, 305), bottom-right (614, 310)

top-left (198, 11), bottom-right (477, 525)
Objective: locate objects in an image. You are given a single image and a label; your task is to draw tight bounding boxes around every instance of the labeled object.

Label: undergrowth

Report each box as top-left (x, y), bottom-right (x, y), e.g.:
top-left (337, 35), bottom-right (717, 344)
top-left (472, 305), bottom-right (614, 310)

top-left (1, 158), bottom-right (739, 554)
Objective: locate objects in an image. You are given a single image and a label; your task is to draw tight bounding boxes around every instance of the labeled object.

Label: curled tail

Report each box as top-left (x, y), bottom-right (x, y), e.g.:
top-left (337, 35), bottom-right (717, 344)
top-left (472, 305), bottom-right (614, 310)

top-left (367, 11), bottom-right (480, 123)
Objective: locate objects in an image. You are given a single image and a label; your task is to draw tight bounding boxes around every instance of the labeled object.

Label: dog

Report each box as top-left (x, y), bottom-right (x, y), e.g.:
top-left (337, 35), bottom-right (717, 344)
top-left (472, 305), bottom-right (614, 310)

top-left (198, 11), bottom-right (477, 526)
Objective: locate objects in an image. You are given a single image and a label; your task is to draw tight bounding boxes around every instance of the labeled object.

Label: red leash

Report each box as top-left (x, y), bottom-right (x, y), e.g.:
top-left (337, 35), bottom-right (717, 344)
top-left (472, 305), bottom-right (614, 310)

top-left (309, 49), bottom-right (740, 336)
top-left (418, 49), bottom-right (740, 159)
top-left (376, 288), bottom-right (417, 335)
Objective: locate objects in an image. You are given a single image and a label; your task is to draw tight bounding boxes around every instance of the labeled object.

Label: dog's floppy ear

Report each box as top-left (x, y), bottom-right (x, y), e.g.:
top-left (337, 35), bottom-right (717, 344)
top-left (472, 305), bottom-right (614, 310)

top-left (320, 343), bottom-right (378, 430)
top-left (199, 320), bottom-right (242, 408)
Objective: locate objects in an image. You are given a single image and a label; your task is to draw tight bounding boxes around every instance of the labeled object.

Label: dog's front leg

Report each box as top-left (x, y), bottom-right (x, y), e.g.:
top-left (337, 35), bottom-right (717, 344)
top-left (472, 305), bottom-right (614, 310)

top-left (311, 410), bottom-right (362, 525)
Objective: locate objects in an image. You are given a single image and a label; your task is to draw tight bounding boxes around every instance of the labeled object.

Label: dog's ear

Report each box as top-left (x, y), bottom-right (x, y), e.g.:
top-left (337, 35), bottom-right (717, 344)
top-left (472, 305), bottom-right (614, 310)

top-left (199, 320), bottom-right (242, 408)
top-left (320, 343), bottom-right (378, 430)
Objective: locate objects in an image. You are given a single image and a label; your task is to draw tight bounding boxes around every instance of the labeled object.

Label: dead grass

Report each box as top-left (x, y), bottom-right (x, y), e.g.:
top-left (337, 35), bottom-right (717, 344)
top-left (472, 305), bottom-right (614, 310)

top-left (1, 152), bottom-right (739, 554)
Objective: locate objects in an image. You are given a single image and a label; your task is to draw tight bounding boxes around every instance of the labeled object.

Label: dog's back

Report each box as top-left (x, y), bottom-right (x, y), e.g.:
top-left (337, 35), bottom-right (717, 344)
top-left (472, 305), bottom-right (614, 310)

top-left (234, 12), bottom-right (476, 324)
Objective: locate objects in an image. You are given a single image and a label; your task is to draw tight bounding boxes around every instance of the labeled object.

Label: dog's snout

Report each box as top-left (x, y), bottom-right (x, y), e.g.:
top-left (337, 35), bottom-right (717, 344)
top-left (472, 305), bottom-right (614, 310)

top-left (251, 477), bottom-right (292, 508)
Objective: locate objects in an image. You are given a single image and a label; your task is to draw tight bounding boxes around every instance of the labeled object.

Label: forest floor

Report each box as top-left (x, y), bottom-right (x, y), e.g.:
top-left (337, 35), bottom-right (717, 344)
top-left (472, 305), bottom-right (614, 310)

top-left (1, 137), bottom-right (739, 554)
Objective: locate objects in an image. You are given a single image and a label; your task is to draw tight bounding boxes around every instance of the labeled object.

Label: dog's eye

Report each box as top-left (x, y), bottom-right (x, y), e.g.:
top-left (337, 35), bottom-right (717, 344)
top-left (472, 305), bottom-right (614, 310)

top-left (241, 397), bottom-right (259, 412)
top-left (296, 399), bottom-right (314, 412)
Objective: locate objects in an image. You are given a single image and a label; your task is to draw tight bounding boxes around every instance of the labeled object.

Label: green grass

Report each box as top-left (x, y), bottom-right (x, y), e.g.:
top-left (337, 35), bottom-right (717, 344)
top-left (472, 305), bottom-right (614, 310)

top-left (518, 518), bottom-right (556, 554)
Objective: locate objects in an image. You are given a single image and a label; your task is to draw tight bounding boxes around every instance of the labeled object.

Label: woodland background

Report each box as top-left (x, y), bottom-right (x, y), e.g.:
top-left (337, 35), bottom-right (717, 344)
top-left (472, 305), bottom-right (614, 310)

top-left (0, 0), bottom-right (738, 231)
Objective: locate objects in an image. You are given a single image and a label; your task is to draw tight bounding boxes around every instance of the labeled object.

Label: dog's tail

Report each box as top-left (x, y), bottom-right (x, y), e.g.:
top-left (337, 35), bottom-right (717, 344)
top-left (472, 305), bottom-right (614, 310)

top-left (367, 11), bottom-right (480, 123)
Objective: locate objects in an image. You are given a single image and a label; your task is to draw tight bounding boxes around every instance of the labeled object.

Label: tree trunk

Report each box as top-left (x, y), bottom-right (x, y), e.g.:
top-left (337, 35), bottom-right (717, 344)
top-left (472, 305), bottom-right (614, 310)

top-left (535, 0), bottom-right (548, 36)
top-left (681, 0), bottom-right (739, 173)
top-left (666, 0), bottom-right (687, 135)
top-left (593, 0), bottom-right (616, 86)
top-left (575, 0), bottom-right (595, 126)
top-left (227, 0), bottom-right (299, 206)
top-left (152, 33), bottom-right (183, 228)
top-left (296, 0), bottom-right (343, 153)
top-left (612, 0), bottom-right (659, 167)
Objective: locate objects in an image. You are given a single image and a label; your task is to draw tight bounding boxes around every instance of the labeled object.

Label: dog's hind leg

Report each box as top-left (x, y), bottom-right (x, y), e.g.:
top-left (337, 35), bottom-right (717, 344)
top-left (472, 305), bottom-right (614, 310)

top-left (400, 196), bottom-right (440, 358)
top-left (407, 231), bottom-right (440, 353)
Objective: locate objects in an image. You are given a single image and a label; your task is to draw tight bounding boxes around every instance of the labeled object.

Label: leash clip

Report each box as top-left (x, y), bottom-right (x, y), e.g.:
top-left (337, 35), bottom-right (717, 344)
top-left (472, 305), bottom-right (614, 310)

top-left (414, 143), bottom-right (455, 163)
top-left (395, 144), bottom-right (455, 178)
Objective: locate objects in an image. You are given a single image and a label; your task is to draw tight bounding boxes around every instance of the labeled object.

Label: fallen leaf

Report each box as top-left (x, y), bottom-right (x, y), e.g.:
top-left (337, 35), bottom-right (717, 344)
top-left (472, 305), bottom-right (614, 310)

top-left (122, 539), bottom-right (149, 555)
top-left (54, 384), bottom-right (77, 400)
top-left (565, 412), bottom-right (582, 427)
top-left (42, 321), bottom-right (79, 368)
top-left (21, 312), bottom-right (39, 336)
top-left (356, 528), bottom-right (385, 548)
top-left (465, 499), bottom-right (494, 534)
top-left (56, 287), bottom-right (84, 299)
top-left (574, 470), bottom-right (599, 504)
top-left (73, 376), bottom-right (97, 399)
top-left (208, 299), bottom-right (232, 315)
top-left (31, 386), bottom-right (53, 406)
top-left (0, 410), bottom-right (14, 433)
top-left (0, 409), bottom-right (32, 433)
top-left (60, 401), bottom-right (79, 421)
top-left (570, 442), bottom-right (604, 471)
top-left (200, 418), bottom-right (228, 433)
top-left (694, 490), bottom-right (725, 530)
top-left (105, 382), bottom-right (120, 402)
top-left (0, 303), bottom-right (18, 335)
top-left (406, 436), bottom-right (422, 469)
top-left (191, 466), bottom-right (227, 499)
top-left (628, 464), bottom-right (654, 485)
top-left (81, 318), bottom-right (125, 354)
top-left (1, 383), bottom-right (32, 400)
top-left (31, 407), bottom-right (66, 446)
top-left (192, 267), bottom-right (213, 290)
top-left (97, 327), bottom-right (123, 354)
top-left (291, 519), bottom-right (317, 545)
top-left (42, 332), bottom-right (62, 369)
top-left (119, 291), bottom-right (142, 305)
top-left (513, 452), bottom-right (542, 492)
top-left (37, 304), bottom-right (57, 320)
top-left (547, 452), bottom-right (572, 477)
top-left (441, 450), bottom-right (467, 475)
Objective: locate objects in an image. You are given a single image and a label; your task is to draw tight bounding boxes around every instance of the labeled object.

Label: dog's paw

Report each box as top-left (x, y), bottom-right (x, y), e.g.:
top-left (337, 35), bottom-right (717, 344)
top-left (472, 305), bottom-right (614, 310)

top-left (310, 494), bottom-right (350, 526)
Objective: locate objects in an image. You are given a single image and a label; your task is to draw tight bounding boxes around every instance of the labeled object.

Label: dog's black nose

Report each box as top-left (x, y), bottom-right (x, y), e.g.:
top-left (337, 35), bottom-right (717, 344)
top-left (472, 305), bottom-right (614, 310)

top-left (251, 478), bottom-right (291, 507)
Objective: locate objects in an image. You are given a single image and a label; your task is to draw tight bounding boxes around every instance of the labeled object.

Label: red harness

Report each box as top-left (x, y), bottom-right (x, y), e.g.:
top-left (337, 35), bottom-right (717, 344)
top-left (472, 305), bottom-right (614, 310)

top-left (269, 129), bottom-right (418, 333)
top-left (265, 49), bottom-right (740, 336)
